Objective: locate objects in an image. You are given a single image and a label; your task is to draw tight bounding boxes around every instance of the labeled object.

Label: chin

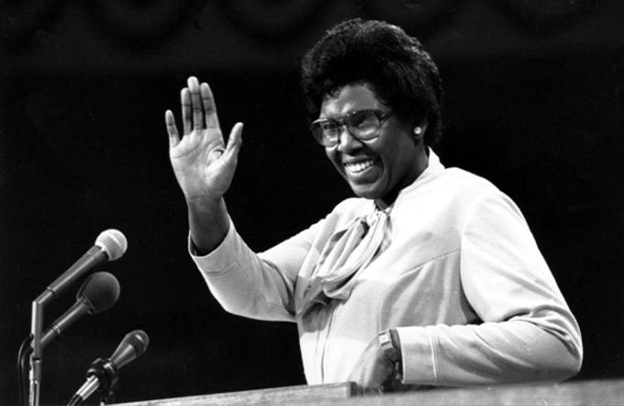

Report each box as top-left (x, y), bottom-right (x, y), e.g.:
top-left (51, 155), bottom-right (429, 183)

top-left (349, 184), bottom-right (382, 200)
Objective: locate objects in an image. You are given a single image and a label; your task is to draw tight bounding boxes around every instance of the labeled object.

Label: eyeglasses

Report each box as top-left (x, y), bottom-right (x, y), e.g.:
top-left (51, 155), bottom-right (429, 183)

top-left (310, 110), bottom-right (394, 147)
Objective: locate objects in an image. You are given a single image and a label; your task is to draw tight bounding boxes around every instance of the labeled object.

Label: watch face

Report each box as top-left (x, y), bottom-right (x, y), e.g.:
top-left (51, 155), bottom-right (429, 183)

top-left (379, 331), bottom-right (391, 345)
top-left (379, 330), bottom-right (400, 362)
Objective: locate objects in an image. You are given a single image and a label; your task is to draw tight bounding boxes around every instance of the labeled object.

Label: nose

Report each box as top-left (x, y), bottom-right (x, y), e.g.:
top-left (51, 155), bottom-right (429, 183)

top-left (336, 125), bottom-right (363, 153)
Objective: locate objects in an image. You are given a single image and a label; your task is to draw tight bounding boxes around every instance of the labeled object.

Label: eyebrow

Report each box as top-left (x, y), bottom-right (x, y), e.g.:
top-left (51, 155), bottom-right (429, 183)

top-left (318, 108), bottom-right (381, 120)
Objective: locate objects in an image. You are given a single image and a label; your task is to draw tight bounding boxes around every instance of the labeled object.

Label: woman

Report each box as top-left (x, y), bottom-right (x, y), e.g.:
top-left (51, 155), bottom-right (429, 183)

top-left (165, 19), bottom-right (582, 393)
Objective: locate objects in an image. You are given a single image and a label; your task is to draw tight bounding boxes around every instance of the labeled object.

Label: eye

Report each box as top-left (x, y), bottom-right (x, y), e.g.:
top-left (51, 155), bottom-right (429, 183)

top-left (349, 111), bottom-right (377, 129)
top-left (320, 120), bottom-right (337, 131)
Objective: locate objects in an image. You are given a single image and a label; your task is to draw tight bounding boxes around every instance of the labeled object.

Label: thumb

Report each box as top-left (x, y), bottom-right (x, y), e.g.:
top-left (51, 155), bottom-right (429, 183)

top-left (223, 122), bottom-right (243, 163)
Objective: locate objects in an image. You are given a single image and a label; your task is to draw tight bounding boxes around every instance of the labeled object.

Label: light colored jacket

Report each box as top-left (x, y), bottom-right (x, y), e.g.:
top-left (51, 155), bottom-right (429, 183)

top-left (192, 151), bottom-right (582, 386)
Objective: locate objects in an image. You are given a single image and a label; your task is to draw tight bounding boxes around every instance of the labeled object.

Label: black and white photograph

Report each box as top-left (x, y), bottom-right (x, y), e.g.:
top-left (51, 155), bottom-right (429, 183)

top-left (1, 1), bottom-right (623, 405)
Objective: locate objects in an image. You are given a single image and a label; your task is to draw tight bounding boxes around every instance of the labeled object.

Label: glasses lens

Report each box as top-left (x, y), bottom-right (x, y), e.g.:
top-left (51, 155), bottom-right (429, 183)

top-left (310, 110), bottom-right (388, 147)
top-left (346, 111), bottom-right (380, 139)
top-left (311, 120), bottom-right (339, 146)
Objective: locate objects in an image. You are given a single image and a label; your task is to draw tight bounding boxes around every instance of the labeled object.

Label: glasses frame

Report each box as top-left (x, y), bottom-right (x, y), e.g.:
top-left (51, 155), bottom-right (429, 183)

top-left (310, 109), bottom-right (394, 147)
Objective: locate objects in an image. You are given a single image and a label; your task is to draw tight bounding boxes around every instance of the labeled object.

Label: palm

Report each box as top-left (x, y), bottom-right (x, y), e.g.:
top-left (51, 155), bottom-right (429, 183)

top-left (166, 77), bottom-right (242, 201)
top-left (170, 127), bottom-right (230, 199)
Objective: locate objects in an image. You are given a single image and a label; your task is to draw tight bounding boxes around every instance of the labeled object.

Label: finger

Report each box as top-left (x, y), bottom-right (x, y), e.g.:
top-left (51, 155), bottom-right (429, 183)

top-left (187, 76), bottom-right (204, 130)
top-left (165, 110), bottom-right (180, 149)
top-left (223, 122), bottom-right (244, 163)
top-left (181, 88), bottom-right (191, 135)
top-left (200, 82), bottom-right (220, 129)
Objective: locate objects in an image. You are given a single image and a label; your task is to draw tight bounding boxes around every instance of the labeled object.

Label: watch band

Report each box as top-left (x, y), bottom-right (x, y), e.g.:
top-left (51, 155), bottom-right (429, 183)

top-left (378, 329), bottom-right (400, 363)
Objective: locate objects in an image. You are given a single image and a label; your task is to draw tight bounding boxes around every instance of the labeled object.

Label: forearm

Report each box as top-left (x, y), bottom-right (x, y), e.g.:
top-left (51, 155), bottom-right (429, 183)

top-left (397, 318), bottom-right (582, 386)
top-left (191, 222), bottom-right (298, 321)
top-left (187, 196), bottom-right (230, 255)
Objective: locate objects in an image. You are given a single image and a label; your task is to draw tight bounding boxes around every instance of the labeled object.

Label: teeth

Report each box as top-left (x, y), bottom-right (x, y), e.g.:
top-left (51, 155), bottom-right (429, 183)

top-left (344, 160), bottom-right (375, 173)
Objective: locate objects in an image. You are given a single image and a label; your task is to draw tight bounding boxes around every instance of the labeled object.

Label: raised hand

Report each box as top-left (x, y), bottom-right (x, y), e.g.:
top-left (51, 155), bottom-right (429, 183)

top-left (165, 76), bottom-right (243, 203)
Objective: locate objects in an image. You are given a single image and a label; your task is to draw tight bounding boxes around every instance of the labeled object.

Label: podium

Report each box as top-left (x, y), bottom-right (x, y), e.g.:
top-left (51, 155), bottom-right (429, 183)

top-left (111, 382), bottom-right (355, 406)
top-left (111, 379), bottom-right (624, 406)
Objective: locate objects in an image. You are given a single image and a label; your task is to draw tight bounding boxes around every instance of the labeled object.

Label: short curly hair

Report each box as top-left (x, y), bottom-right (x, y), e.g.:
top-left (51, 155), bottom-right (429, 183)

top-left (301, 18), bottom-right (443, 146)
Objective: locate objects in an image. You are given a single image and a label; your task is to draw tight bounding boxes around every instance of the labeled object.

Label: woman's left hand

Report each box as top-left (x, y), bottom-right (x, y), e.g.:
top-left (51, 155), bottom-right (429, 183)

top-left (347, 336), bottom-right (399, 394)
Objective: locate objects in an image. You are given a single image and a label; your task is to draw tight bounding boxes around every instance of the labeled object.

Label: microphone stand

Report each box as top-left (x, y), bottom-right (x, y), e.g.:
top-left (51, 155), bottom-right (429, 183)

top-left (67, 358), bottom-right (119, 406)
top-left (29, 290), bottom-right (54, 406)
top-left (18, 335), bottom-right (33, 406)
top-left (25, 230), bottom-right (126, 406)
top-left (27, 246), bottom-right (109, 406)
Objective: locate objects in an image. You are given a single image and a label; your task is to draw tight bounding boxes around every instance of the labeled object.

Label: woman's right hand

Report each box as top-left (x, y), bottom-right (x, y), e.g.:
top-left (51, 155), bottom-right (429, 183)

top-left (165, 76), bottom-right (243, 204)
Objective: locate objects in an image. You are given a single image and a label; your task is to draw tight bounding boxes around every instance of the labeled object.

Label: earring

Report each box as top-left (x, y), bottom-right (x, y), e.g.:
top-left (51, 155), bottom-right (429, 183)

top-left (413, 127), bottom-right (423, 135)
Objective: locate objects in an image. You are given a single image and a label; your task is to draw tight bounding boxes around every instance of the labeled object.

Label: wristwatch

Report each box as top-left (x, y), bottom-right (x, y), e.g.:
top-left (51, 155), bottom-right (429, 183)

top-left (378, 329), bottom-right (400, 363)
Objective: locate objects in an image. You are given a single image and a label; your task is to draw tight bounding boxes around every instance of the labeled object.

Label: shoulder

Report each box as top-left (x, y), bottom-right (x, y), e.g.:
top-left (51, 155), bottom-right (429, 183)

top-left (441, 168), bottom-right (512, 205)
top-left (443, 167), bottom-right (498, 191)
top-left (407, 166), bottom-right (525, 225)
top-left (440, 168), bottom-right (528, 228)
top-left (409, 166), bottom-right (505, 206)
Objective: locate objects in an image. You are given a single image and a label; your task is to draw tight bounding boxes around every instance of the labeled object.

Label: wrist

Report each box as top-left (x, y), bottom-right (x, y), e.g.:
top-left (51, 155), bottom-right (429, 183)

top-left (186, 194), bottom-right (223, 210)
top-left (378, 329), bottom-right (402, 364)
top-left (187, 197), bottom-right (230, 255)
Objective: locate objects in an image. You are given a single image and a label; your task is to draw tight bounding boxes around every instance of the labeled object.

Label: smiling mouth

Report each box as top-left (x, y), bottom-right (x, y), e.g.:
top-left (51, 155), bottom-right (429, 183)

top-left (344, 159), bottom-right (375, 174)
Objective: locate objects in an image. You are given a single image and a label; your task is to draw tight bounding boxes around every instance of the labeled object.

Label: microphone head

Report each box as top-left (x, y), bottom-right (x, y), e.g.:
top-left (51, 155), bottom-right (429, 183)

top-left (111, 330), bottom-right (150, 370)
top-left (125, 330), bottom-right (150, 357)
top-left (95, 229), bottom-right (127, 261)
top-left (77, 272), bottom-right (121, 315)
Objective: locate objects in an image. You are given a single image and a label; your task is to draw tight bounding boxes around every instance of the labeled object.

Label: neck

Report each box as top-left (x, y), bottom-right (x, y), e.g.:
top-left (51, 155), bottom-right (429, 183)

top-left (375, 193), bottom-right (396, 211)
top-left (375, 147), bottom-right (430, 210)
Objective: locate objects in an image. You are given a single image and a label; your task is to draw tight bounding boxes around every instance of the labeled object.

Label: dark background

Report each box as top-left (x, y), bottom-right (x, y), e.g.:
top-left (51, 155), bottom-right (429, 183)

top-left (2, 1), bottom-right (624, 405)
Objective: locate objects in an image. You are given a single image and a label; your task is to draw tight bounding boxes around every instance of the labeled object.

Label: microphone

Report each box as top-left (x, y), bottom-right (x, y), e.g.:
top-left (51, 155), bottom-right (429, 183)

top-left (27, 231), bottom-right (126, 406)
top-left (68, 330), bottom-right (150, 406)
top-left (37, 229), bottom-right (127, 307)
top-left (40, 272), bottom-right (121, 348)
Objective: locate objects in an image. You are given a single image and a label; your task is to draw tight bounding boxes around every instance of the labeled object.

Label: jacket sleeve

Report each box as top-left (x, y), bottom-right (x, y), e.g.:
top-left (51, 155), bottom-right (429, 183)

top-left (397, 191), bottom-right (583, 386)
top-left (190, 217), bottom-right (319, 322)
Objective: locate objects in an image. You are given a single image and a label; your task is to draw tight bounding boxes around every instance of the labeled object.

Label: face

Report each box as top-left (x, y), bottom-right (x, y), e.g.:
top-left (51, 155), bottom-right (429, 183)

top-left (320, 83), bottom-right (428, 207)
